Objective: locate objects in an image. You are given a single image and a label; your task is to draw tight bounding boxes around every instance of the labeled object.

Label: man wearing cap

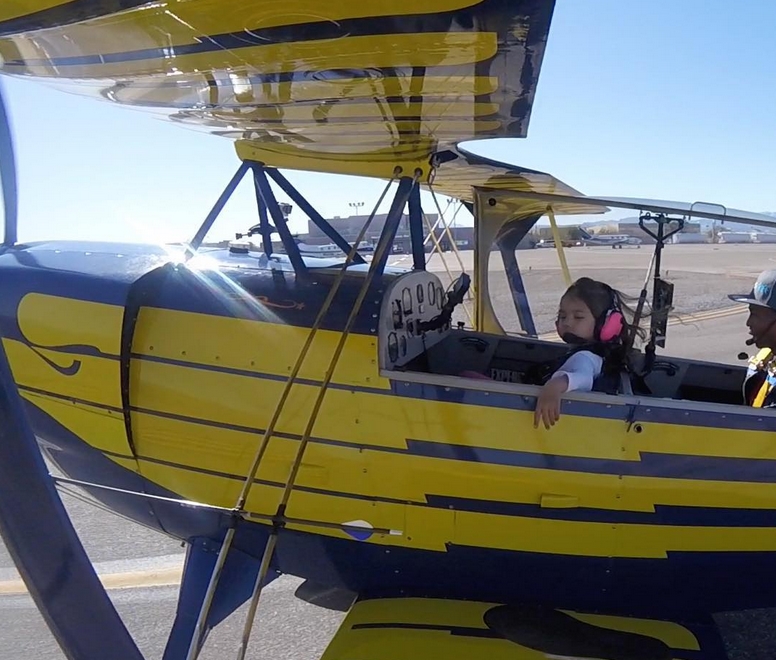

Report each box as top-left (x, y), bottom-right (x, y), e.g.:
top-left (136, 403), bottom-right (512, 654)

top-left (729, 269), bottom-right (776, 408)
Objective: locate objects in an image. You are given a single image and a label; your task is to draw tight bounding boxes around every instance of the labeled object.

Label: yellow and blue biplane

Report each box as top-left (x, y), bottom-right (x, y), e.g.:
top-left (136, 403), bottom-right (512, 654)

top-left (0, 2), bottom-right (774, 659)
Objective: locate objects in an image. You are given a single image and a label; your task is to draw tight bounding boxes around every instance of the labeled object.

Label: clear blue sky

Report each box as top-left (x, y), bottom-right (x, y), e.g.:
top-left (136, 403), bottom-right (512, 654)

top-left (2, 0), bottom-right (775, 244)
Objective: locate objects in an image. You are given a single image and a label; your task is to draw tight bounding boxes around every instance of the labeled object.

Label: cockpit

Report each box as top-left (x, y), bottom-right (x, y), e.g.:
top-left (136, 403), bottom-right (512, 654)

top-left (377, 267), bottom-right (747, 407)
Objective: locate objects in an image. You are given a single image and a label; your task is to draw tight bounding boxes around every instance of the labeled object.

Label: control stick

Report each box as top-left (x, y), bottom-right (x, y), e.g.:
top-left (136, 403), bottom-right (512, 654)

top-left (417, 274), bottom-right (471, 333)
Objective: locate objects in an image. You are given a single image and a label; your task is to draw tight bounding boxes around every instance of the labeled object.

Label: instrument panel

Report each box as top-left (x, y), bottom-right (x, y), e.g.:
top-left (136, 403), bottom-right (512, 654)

top-left (379, 271), bottom-right (448, 369)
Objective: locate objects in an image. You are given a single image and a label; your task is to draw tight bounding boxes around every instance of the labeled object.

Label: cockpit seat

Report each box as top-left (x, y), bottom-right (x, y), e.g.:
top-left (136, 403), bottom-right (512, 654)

top-left (592, 373), bottom-right (619, 395)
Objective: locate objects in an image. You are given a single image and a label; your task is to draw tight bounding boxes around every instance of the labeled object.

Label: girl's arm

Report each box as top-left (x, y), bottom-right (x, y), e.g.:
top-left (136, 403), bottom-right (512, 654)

top-left (533, 351), bottom-right (603, 429)
top-left (551, 351), bottom-right (603, 393)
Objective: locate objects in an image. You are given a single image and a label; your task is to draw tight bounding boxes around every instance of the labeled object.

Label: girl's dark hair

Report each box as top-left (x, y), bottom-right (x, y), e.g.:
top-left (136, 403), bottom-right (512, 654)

top-left (561, 277), bottom-right (647, 343)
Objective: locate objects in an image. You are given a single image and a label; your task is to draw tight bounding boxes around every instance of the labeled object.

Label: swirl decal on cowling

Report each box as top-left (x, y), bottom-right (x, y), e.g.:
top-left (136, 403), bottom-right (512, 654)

top-left (28, 346), bottom-right (82, 377)
top-left (11, 293), bottom-right (123, 388)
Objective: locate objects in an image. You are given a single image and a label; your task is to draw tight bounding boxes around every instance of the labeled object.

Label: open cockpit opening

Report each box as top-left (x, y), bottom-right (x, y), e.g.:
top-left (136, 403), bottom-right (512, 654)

top-left (378, 267), bottom-right (749, 408)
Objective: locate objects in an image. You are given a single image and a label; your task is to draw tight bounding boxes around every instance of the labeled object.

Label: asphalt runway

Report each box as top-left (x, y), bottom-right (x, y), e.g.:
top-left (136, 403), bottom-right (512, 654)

top-left (2, 243), bottom-right (775, 659)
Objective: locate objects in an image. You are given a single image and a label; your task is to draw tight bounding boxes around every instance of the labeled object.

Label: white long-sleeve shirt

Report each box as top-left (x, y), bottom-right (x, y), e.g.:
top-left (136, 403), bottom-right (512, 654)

top-left (549, 350), bottom-right (603, 393)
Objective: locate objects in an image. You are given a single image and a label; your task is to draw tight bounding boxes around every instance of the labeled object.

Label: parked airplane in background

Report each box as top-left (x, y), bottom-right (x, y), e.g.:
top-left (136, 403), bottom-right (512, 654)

top-left (295, 240), bottom-right (341, 257)
top-left (294, 239), bottom-right (373, 257)
top-left (579, 227), bottom-right (642, 247)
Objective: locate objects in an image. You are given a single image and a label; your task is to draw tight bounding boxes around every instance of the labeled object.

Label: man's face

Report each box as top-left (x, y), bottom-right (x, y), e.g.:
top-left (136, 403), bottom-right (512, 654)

top-left (746, 305), bottom-right (776, 349)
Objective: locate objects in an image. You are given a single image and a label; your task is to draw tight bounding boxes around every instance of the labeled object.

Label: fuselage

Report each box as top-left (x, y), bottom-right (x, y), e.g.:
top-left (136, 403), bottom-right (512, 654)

top-left (3, 240), bottom-right (776, 619)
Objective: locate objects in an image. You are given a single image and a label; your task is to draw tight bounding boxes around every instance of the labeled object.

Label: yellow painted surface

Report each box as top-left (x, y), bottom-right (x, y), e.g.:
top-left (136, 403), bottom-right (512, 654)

top-left (321, 597), bottom-right (701, 659)
top-left (0, 1), bottom-right (478, 41)
top-left (10, 294), bottom-right (776, 560)
top-left (0, 1), bottom-right (67, 21)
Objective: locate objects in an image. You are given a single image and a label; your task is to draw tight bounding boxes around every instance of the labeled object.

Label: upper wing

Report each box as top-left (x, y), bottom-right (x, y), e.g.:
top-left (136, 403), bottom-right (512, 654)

top-left (320, 596), bottom-right (729, 660)
top-left (0, 1), bottom-right (556, 174)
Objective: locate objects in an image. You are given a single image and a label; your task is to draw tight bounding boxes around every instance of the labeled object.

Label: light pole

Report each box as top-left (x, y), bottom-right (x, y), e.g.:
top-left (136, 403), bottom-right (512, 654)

top-left (348, 202), bottom-right (365, 243)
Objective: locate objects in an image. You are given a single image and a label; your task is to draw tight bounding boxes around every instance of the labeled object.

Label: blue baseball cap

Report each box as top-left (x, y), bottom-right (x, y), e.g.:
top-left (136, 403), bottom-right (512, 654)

top-left (729, 269), bottom-right (776, 311)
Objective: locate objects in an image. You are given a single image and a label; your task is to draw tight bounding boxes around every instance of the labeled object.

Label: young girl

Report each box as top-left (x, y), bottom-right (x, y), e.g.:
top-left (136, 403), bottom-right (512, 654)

top-left (534, 277), bottom-right (639, 430)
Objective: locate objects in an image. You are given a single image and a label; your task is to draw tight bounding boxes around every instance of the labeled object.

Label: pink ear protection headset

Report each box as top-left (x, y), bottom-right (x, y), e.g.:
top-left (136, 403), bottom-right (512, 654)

top-left (595, 285), bottom-right (624, 342)
top-left (554, 283), bottom-right (624, 343)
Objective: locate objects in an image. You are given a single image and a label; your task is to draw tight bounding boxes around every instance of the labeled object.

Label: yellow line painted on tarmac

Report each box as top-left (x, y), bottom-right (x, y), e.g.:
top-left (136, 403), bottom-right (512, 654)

top-left (539, 305), bottom-right (746, 341)
top-left (667, 305), bottom-right (746, 325)
top-left (0, 566), bottom-right (183, 595)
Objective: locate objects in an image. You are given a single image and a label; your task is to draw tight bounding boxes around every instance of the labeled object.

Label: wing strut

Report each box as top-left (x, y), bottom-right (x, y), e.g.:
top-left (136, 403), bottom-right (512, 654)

top-left (0, 80), bottom-right (16, 246)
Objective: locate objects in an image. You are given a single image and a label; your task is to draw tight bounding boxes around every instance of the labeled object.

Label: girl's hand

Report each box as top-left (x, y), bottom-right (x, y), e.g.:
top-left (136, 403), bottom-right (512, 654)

top-left (534, 376), bottom-right (568, 430)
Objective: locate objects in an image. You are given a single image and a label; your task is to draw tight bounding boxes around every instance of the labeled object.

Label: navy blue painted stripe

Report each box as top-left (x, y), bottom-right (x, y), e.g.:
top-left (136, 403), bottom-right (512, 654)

top-left (20, 382), bottom-right (355, 449)
top-left (131, 352), bottom-right (387, 396)
top-left (134, 453), bottom-right (281, 491)
top-left (145, 266), bottom-right (384, 334)
top-left (129, 403), bottom-right (280, 437)
top-left (392, 379), bottom-right (628, 419)
top-left (637, 403), bottom-right (776, 433)
top-left (19, 384), bottom-right (124, 414)
top-left (427, 495), bottom-right (776, 528)
top-left (409, 438), bottom-right (776, 484)
top-left (407, 440), bottom-right (776, 483)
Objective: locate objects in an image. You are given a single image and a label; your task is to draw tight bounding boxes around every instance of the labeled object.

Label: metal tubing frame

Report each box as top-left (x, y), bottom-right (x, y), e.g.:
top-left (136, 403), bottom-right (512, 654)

top-left (0, 82), bottom-right (17, 248)
top-left (495, 215), bottom-right (540, 337)
top-left (500, 247), bottom-right (537, 337)
top-left (265, 168), bottom-right (367, 265)
top-left (252, 166), bottom-right (307, 275)
top-left (188, 162), bottom-right (251, 255)
top-left (546, 206), bottom-right (572, 288)
top-left (185, 526), bottom-right (237, 660)
top-left (253, 178), bottom-right (274, 256)
top-left (370, 176), bottom-right (417, 278)
top-left (408, 183), bottom-right (425, 270)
